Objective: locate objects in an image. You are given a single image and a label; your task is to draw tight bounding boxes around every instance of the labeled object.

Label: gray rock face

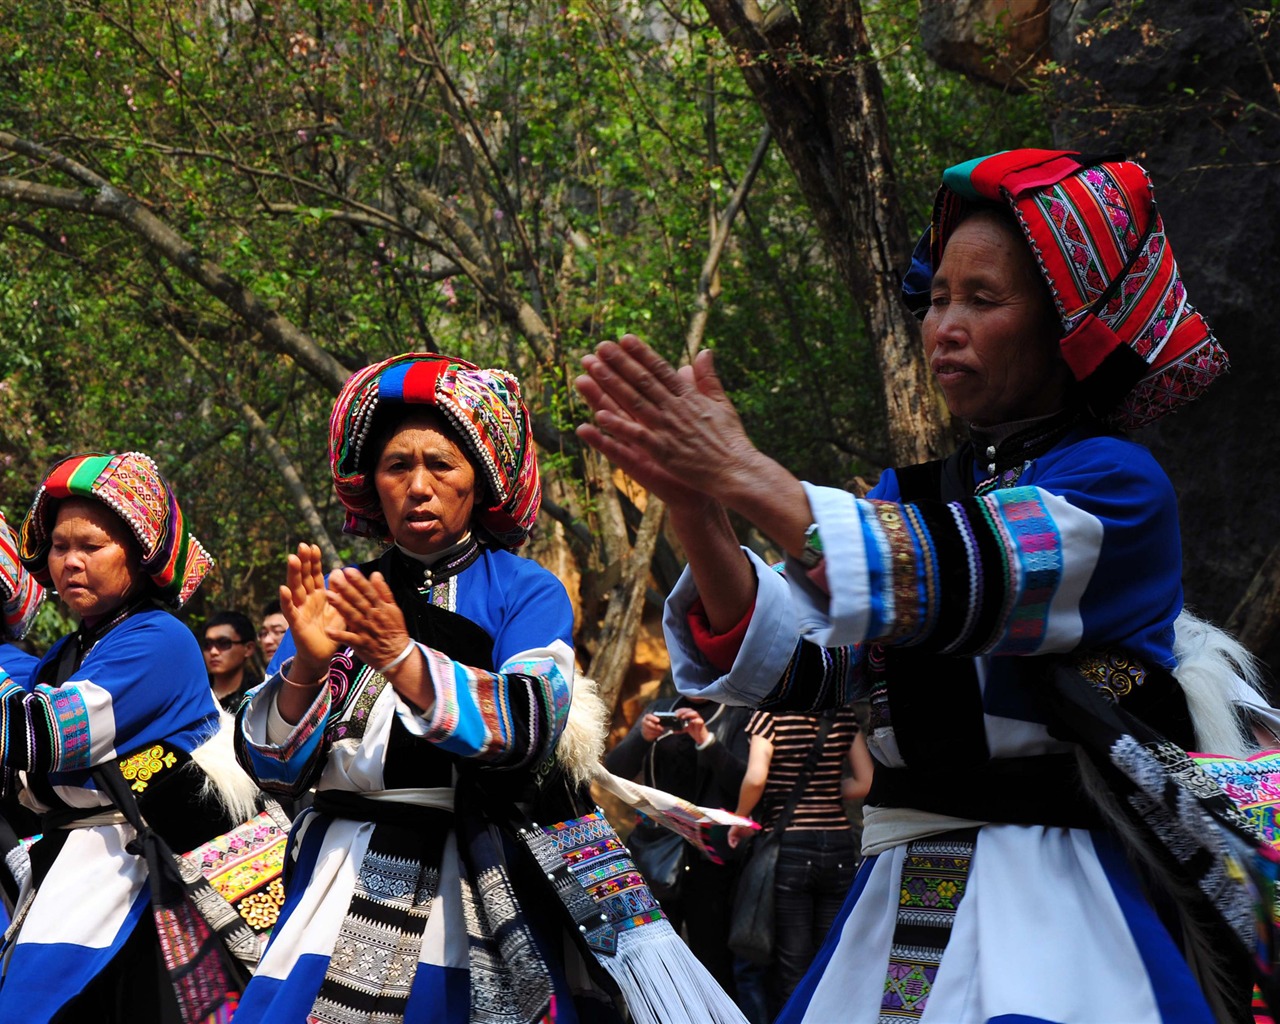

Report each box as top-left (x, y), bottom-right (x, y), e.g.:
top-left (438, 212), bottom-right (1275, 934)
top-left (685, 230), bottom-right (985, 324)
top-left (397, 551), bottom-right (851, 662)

top-left (924, 0), bottom-right (1280, 674)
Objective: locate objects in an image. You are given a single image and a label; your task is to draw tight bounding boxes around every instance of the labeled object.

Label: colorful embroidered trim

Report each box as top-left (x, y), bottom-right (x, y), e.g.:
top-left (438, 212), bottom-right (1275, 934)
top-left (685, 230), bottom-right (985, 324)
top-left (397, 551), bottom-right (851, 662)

top-left (0, 512), bottom-right (42, 640)
top-left (849, 487), bottom-right (1062, 657)
top-left (541, 812), bottom-right (665, 935)
top-left (117, 742), bottom-right (177, 792)
top-left (1074, 649), bottom-right (1147, 701)
top-left (44, 684), bottom-right (92, 772)
top-left (423, 651), bottom-right (568, 769)
top-left (880, 829), bottom-right (978, 1023)
top-left (182, 805), bottom-right (292, 942)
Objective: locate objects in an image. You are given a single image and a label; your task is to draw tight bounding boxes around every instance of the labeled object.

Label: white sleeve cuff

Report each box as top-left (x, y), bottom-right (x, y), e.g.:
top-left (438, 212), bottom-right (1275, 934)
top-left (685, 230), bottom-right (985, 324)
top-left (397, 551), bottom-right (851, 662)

top-left (782, 482), bottom-right (872, 647)
top-left (662, 548), bottom-right (803, 707)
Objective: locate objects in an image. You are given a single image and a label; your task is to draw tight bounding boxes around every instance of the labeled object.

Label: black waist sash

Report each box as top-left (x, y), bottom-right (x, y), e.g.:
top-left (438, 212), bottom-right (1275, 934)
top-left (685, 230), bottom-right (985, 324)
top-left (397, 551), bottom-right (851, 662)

top-left (866, 753), bottom-right (1104, 830)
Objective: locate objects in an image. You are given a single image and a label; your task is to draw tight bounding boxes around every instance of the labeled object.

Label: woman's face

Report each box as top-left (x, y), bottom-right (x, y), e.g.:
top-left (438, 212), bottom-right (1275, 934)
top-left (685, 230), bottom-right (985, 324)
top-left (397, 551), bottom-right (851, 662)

top-left (47, 498), bottom-right (144, 627)
top-left (923, 210), bottom-right (1072, 427)
top-left (374, 411), bottom-right (478, 555)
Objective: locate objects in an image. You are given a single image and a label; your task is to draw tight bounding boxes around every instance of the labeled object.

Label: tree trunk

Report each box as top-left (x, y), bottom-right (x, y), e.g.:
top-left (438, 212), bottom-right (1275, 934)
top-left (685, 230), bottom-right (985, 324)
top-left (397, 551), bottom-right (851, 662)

top-left (698, 0), bottom-right (950, 465)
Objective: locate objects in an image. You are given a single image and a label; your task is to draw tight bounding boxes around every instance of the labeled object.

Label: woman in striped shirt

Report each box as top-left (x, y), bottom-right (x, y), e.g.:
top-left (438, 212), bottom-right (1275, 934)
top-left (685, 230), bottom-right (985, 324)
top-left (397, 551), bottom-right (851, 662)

top-left (730, 706), bottom-right (872, 1015)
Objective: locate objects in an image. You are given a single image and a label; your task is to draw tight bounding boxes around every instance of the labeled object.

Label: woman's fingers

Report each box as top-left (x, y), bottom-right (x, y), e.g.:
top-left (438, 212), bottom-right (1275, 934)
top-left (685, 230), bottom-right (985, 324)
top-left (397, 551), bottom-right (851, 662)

top-left (324, 571), bottom-right (410, 668)
top-left (368, 571), bottom-right (398, 605)
top-left (616, 334), bottom-right (690, 396)
top-left (691, 349), bottom-right (731, 405)
top-left (583, 342), bottom-right (683, 427)
top-left (304, 543), bottom-right (327, 591)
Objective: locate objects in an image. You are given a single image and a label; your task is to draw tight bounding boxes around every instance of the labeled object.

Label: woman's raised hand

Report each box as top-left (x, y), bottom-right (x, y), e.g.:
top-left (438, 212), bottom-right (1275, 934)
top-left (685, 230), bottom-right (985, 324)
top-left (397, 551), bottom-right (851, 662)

top-left (576, 335), bottom-right (814, 562)
top-left (279, 543), bottom-right (343, 684)
top-left (324, 569), bottom-right (413, 673)
top-left (574, 336), bottom-right (762, 509)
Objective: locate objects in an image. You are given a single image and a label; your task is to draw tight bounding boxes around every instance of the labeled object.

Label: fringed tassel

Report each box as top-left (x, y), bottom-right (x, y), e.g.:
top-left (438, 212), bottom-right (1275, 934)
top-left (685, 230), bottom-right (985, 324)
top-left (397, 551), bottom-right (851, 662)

top-left (593, 917), bottom-right (748, 1024)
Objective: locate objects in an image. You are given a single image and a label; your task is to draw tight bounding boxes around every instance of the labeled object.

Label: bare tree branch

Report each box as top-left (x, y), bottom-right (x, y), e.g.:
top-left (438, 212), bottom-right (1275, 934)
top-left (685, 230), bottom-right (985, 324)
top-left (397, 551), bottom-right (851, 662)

top-left (165, 326), bottom-right (344, 570)
top-left (0, 132), bottom-right (350, 393)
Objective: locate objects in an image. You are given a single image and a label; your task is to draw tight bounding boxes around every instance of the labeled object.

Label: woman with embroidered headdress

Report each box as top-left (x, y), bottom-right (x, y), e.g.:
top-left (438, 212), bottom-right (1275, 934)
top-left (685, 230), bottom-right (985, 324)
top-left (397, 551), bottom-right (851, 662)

top-left (233, 353), bottom-right (748, 1024)
top-left (0, 451), bottom-right (257, 1023)
top-left (576, 151), bottom-right (1271, 1021)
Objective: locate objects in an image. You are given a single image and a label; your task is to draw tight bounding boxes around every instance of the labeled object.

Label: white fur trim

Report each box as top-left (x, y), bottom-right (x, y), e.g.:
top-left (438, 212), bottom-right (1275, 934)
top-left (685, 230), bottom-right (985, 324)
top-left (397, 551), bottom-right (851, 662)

top-left (1173, 608), bottom-right (1267, 757)
top-left (555, 673), bottom-right (608, 787)
top-left (190, 709), bottom-right (262, 824)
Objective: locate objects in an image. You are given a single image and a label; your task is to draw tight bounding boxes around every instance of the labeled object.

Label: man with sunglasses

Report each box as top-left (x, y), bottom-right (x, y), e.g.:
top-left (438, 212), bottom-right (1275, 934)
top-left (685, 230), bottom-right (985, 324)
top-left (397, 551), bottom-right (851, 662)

top-left (201, 610), bottom-right (259, 712)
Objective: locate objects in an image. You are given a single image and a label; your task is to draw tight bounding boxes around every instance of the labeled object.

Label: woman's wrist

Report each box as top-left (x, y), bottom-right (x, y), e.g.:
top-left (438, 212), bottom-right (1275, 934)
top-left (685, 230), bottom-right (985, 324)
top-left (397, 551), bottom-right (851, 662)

top-left (376, 639), bottom-right (417, 675)
top-left (283, 656), bottom-right (326, 688)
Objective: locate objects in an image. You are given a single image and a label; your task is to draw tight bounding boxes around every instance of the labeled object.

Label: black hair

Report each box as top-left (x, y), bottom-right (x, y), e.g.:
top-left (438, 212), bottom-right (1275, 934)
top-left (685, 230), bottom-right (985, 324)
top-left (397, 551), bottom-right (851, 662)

top-left (204, 610), bottom-right (256, 643)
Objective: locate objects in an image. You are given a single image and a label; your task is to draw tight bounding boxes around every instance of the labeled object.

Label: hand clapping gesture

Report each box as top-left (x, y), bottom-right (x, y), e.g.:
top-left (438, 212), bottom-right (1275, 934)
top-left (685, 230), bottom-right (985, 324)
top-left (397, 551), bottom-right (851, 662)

top-left (275, 545), bottom-right (432, 720)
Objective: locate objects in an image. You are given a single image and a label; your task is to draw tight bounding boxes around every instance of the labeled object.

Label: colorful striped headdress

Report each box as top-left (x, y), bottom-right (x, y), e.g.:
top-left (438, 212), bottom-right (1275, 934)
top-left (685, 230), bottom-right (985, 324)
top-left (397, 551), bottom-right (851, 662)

top-left (329, 353), bottom-right (541, 549)
top-left (0, 511), bottom-right (42, 640)
top-left (19, 452), bottom-right (214, 609)
top-left (902, 149), bottom-right (1228, 429)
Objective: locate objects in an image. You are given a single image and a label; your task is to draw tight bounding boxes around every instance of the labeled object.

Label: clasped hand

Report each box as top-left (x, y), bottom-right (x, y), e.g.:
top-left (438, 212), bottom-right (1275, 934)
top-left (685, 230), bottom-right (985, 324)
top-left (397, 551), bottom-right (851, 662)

top-left (279, 543), bottom-right (414, 685)
top-left (574, 335), bottom-right (760, 512)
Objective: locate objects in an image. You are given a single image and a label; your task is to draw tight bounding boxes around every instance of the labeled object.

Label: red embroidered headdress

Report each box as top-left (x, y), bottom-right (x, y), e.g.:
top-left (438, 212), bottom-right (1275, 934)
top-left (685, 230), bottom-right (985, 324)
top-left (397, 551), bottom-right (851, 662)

top-left (903, 149), bottom-right (1228, 428)
top-left (20, 452), bottom-right (214, 608)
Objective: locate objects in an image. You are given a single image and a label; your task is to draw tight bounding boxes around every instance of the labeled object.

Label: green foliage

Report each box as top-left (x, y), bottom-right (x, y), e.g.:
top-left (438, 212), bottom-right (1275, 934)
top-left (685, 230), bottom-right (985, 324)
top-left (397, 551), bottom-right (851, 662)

top-left (864, 0), bottom-right (1055, 232)
top-left (0, 0), bottom-right (1047, 647)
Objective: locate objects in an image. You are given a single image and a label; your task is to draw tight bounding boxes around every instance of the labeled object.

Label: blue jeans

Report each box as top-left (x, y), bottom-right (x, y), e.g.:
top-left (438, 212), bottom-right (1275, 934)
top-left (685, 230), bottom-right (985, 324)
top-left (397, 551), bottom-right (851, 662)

top-left (770, 828), bottom-right (859, 1014)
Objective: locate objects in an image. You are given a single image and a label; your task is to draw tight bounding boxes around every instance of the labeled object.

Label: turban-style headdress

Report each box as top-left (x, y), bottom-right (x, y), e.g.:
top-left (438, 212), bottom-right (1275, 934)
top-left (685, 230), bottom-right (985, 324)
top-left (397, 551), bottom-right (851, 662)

top-left (19, 452), bottom-right (214, 609)
top-left (0, 511), bottom-right (42, 640)
top-left (902, 149), bottom-right (1229, 429)
top-left (329, 353), bottom-right (541, 549)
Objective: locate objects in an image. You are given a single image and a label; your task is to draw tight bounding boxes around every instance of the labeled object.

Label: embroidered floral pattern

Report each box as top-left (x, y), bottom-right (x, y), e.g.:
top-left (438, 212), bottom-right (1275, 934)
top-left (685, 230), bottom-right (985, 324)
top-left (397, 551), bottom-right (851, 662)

top-left (237, 879), bottom-right (286, 930)
top-left (120, 744), bottom-right (178, 792)
top-left (1075, 649), bottom-right (1147, 701)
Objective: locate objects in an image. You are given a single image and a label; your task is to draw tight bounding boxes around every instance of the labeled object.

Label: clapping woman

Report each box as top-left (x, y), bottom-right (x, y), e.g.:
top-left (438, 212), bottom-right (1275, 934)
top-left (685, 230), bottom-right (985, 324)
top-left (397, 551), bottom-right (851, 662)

top-left (577, 151), bottom-right (1260, 1021)
top-left (233, 354), bottom-right (621, 1024)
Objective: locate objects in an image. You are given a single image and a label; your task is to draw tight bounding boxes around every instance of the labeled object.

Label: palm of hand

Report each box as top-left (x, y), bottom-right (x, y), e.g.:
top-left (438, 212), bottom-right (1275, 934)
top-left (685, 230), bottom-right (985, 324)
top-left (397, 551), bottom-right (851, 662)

top-left (293, 588), bottom-right (343, 664)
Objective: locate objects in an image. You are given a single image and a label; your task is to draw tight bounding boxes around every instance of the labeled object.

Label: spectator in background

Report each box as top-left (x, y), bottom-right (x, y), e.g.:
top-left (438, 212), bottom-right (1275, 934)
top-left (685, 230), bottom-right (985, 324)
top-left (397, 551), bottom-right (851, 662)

top-left (729, 707), bottom-right (873, 1017)
top-left (257, 600), bottom-right (288, 665)
top-left (605, 689), bottom-right (752, 1000)
top-left (202, 610), bottom-right (259, 712)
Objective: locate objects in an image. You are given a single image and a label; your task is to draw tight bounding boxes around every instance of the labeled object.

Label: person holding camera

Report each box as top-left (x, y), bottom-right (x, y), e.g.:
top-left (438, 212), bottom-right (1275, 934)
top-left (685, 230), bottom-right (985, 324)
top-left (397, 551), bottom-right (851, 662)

top-left (605, 691), bottom-right (752, 1001)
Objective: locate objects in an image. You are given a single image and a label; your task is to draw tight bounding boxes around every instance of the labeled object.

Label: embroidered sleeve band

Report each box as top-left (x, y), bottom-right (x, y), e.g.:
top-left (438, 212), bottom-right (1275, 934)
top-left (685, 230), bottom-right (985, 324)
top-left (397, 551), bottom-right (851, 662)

top-left (0, 675), bottom-right (93, 774)
top-left (806, 485), bottom-right (1100, 657)
top-left (417, 648), bottom-right (570, 769)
